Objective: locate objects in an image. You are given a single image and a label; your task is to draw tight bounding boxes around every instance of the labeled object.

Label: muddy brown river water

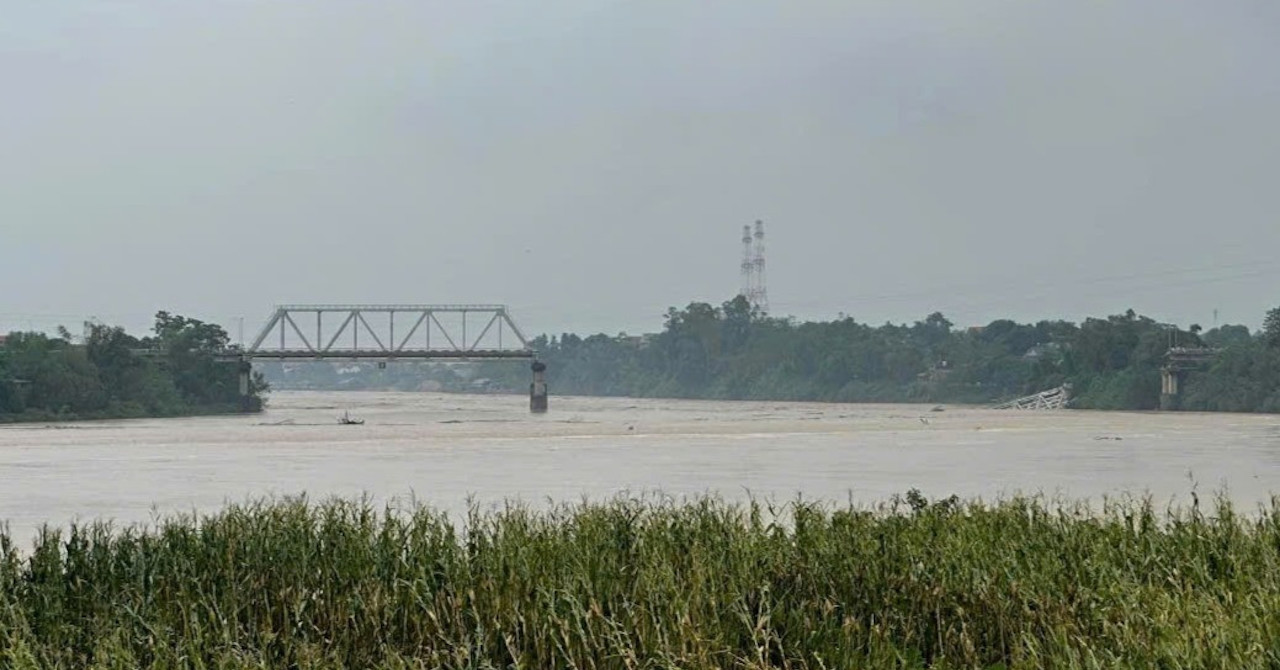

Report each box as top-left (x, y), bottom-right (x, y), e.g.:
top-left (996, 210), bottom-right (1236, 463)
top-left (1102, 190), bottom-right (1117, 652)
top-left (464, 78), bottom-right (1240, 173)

top-left (3, 391), bottom-right (1280, 542)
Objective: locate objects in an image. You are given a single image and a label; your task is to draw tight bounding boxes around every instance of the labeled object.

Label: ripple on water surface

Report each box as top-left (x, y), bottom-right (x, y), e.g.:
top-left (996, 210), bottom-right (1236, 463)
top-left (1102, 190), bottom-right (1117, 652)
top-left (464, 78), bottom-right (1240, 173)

top-left (1, 391), bottom-right (1278, 542)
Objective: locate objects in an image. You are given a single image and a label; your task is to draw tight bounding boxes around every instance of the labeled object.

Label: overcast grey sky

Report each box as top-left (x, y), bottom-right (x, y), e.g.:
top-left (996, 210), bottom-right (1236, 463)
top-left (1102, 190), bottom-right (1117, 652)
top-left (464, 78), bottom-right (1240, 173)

top-left (2, 1), bottom-right (1278, 339)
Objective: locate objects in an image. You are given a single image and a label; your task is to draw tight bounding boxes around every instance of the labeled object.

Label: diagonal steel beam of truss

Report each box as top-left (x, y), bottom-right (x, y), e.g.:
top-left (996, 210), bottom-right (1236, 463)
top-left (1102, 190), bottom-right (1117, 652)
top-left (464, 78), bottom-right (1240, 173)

top-left (354, 312), bottom-right (388, 352)
top-left (395, 311), bottom-right (430, 352)
top-left (321, 312), bottom-right (357, 353)
top-left (248, 310), bottom-right (283, 353)
top-left (498, 309), bottom-right (529, 347)
top-left (428, 312), bottom-right (462, 352)
top-left (243, 304), bottom-right (533, 359)
top-left (468, 313), bottom-right (501, 351)
top-left (283, 313), bottom-right (316, 353)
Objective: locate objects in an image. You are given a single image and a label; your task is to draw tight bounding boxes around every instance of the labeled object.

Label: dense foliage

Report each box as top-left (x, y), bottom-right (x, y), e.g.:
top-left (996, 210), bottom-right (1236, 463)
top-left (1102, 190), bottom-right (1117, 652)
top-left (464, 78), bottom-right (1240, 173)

top-left (0, 312), bottom-right (266, 422)
top-left (2, 493), bottom-right (1279, 668)
top-left (472, 298), bottom-right (1280, 411)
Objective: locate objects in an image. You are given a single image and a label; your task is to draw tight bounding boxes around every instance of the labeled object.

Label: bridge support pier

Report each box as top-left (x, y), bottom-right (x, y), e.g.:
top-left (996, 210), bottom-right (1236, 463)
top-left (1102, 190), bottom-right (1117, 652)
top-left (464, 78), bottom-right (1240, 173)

top-left (237, 358), bottom-right (254, 412)
top-left (1160, 368), bottom-right (1182, 410)
top-left (238, 359), bottom-right (251, 397)
top-left (530, 360), bottom-right (548, 414)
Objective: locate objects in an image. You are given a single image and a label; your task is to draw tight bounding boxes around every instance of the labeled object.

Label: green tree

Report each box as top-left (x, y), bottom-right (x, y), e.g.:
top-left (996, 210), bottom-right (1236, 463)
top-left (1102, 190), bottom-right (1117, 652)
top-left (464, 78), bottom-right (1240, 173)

top-left (86, 323), bottom-right (183, 415)
top-left (1264, 307), bottom-right (1280, 349)
top-left (1203, 324), bottom-right (1252, 349)
top-left (2, 332), bottom-right (106, 415)
top-left (0, 313), bottom-right (267, 422)
top-left (149, 312), bottom-right (254, 408)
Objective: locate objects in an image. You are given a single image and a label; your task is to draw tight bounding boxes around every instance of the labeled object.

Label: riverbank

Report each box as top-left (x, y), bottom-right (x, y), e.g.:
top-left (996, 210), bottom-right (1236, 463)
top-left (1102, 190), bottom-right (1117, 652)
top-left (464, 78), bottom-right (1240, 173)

top-left (2, 492), bottom-right (1277, 668)
top-left (0, 402), bottom-right (259, 425)
top-left (0, 313), bottom-right (268, 426)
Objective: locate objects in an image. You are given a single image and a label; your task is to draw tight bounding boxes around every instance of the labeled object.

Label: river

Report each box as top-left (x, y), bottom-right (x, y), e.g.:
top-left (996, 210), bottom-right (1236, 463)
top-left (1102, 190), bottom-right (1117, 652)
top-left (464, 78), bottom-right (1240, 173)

top-left (2, 391), bottom-right (1279, 542)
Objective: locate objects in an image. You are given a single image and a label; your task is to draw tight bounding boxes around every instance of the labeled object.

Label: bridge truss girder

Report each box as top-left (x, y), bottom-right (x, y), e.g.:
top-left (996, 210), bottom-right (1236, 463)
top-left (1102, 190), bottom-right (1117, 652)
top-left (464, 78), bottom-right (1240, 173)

top-left (244, 304), bottom-right (533, 361)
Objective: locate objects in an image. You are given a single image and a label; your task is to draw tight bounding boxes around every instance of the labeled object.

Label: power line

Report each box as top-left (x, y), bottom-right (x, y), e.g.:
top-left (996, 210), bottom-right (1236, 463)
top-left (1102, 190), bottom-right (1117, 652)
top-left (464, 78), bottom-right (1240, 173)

top-left (771, 258), bottom-right (1280, 313)
top-left (939, 267), bottom-right (1280, 324)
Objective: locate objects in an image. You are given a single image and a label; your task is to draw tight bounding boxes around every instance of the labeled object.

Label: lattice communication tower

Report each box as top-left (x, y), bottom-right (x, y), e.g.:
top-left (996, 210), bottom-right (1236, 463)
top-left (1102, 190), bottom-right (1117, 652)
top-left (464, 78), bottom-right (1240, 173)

top-left (738, 220), bottom-right (768, 313)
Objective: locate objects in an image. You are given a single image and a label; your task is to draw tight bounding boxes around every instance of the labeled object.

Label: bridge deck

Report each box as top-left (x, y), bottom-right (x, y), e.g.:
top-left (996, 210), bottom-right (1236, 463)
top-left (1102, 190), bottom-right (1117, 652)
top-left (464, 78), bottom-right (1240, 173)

top-left (1163, 347), bottom-right (1220, 371)
top-left (217, 349), bottom-right (534, 361)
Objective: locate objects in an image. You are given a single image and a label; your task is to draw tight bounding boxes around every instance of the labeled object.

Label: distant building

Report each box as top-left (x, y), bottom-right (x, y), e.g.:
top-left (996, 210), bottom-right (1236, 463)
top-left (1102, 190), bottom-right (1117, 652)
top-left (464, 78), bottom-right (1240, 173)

top-left (616, 333), bottom-right (656, 349)
top-left (918, 360), bottom-right (953, 384)
top-left (1022, 342), bottom-right (1062, 361)
top-left (0, 334), bottom-right (7, 349)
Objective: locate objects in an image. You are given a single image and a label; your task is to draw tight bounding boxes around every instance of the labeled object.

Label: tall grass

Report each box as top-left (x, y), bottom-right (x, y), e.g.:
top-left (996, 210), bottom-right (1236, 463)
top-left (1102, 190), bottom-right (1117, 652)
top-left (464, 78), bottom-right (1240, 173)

top-left (3, 491), bottom-right (1280, 668)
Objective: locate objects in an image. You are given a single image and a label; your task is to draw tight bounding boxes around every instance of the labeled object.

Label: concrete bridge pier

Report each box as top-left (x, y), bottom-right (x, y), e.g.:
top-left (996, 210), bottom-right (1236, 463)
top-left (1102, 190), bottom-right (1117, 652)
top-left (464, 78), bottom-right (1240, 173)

top-left (1160, 368), bottom-right (1182, 410)
top-left (530, 360), bottom-right (548, 414)
top-left (237, 358), bottom-right (255, 412)
top-left (1158, 347), bottom-right (1219, 410)
top-left (238, 359), bottom-right (251, 397)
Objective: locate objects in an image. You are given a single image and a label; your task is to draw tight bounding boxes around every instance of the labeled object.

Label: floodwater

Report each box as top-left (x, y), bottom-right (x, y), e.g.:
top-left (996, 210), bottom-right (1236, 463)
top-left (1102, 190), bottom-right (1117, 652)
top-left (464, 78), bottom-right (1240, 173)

top-left (2, 391), bottom-right (1280, 541)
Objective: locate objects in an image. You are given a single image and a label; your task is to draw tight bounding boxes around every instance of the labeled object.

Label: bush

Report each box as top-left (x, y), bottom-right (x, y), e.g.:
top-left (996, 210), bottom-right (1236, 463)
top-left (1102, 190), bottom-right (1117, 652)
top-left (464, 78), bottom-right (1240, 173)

top-left (4, 493), bottom-right (1280, 668)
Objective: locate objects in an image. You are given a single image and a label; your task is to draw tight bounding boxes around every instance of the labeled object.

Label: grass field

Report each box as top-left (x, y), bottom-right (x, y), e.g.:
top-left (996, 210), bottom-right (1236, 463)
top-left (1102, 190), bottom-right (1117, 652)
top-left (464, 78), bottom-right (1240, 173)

top-left (2, 491), bottom-right (1278, 669)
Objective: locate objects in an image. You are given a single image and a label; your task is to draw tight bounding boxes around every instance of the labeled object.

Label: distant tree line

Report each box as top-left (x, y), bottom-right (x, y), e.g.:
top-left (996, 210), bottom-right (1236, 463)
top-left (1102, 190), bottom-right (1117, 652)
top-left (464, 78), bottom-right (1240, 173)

top-left (0, 312), bottom-right (267, 422)
top-left (472, 296), bottom-right (1280, 412)
top-left (255, 360), bottom-right (472, 394)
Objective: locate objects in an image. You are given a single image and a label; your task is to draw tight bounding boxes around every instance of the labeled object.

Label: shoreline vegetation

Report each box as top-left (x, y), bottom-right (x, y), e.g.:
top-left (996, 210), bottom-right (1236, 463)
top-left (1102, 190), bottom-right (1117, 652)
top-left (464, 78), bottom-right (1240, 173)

top-left (263, 296), bottom-right (1280, 413)
top-left (3, 491), bottom-right (1278, 667)
top-left (0, 402), bottom-right (250, 425)
top-left (0, 312), bottom-right (267, 424)
top-left (9, 298), bottom-right (1280, 421)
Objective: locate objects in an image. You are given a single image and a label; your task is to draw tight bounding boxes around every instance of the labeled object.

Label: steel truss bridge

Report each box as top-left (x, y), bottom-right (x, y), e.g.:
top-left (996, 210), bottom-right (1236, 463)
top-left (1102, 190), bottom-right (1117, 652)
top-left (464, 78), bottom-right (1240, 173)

top-left (220, 304), bottom-right (547, 413)
top-left (238, 304), bottom-right (534, 361)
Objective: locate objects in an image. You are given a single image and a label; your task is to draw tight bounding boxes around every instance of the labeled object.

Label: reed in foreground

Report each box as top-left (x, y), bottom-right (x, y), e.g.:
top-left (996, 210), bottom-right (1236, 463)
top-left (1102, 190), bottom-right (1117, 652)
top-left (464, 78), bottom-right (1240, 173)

top-left (3, 491), bottom-right (1280, 669)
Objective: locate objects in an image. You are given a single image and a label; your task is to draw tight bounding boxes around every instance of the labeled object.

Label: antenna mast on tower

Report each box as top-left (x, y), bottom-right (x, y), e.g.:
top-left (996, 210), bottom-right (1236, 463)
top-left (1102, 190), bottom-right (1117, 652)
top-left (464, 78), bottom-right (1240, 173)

top-left (752, 220), bottom-right (768, 314)
top-left (737, 220), bottom-right (769, 314)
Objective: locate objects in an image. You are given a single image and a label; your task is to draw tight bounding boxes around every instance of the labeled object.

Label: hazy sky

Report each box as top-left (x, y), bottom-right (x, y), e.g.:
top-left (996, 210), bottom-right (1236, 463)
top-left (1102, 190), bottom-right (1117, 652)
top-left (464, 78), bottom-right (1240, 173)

top-left (3, 1), bottom-right (1278, 339)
